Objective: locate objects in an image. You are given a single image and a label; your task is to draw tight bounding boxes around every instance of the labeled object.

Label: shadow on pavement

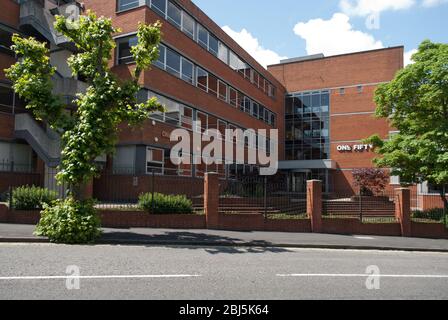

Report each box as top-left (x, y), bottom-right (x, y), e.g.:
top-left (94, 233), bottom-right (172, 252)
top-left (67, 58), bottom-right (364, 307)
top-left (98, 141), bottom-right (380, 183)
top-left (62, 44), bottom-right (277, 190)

top-left (101, 231), bottom-right (291, 255)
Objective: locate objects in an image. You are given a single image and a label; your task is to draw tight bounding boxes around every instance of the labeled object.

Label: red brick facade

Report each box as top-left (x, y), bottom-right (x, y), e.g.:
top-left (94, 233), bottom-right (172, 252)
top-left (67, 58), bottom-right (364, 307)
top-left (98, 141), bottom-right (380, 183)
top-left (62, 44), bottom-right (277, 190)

top-left (268, 47), bottom-right (404, 195)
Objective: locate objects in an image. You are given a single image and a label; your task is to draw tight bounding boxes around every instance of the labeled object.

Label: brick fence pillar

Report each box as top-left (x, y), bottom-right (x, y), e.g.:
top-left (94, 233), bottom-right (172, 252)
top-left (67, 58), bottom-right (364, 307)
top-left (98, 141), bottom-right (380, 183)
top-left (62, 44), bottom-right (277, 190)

top-left (395, 188), bottom-right (411, 237)
top-left (204, 172), bottom-right (219, 229)
top-left (307, 180), bottom-right (323, 233)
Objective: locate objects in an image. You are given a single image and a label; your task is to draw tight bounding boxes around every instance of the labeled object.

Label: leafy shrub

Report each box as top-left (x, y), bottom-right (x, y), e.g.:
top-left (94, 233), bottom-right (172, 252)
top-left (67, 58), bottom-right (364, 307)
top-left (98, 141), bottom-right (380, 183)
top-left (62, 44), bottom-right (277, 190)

top-left (138, 193), bottom-right (193, 214)
top-left (35, 197), bottom-right (102, 244)
top-left (12, 186), bottom-right (58, 210)
top-left (412, 208), bottom-right (445, 222)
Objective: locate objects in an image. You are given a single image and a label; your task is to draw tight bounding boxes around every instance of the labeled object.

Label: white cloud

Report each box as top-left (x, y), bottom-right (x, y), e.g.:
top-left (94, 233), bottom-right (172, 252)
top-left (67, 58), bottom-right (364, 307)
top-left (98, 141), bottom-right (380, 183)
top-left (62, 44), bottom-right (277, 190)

top-left (221, 26), bottom-right (287, 68)
top-left (293, 13), bottom-right (384, 56)
top-left (339, 0), bottom-right (416, 16)
top-left (422, 0), bottom-right (448, 7)
top-left (404, 49), bottom-right (418, 66)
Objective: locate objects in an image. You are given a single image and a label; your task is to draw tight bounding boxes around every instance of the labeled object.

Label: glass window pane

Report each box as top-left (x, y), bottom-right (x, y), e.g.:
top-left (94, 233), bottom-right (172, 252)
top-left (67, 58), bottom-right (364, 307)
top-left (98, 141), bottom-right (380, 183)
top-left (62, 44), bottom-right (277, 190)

top-left (167, 2), bottom-right (181, 28)
top-left (208, 35), bottom-right (219, 56)
top-left (165, 47), bottom-right (180, 77)
top-left (154, 44), bottom-right (166, 69)
top-left (196, 67), bottom-right (208, 92)
top-left (229, 87), bottom-right (237, 107)
top-left (229, 51), bottom-right (239, 70)
top-left (117, 36), bottom-right (137, 64)
top-left (252, 102), bottom-right (259, 118)
top-left (181, 106), bottom-right (193, 129)
top-left (181, 58), bottom-right (194, 84)
top-left (151, 0), bottom-right (167, 17)
top-left (118, 0), bottom-right (140, 11)
top-left (218, 81), bottom-right (227, 101)
top-left (197, 25), bottom-right (208, 49)
top-left (0, 86), bottom-right (13, 107)
top-left (259, 106), bottom-right (265, 120)
top-left (218, 42), bottom-right (228, 64)
top-left (182, 12), bottom-right (195, 39)
top-left (208, 74), bottom-right (218, 95)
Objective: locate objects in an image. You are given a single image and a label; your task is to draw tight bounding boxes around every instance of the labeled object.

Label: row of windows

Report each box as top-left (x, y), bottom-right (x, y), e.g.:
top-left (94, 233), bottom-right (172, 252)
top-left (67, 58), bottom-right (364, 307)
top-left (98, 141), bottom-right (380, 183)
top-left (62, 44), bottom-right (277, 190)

top-left (117, 38), bottom-right (277, 127)
top-left (285, 91), bottom-right (330, 116)
top-left (114, 145), bottom-right (263, 179)
top-left (139, 89), bottom-right (273, 151)
top-left (116, 0), bottom-right (277, 98)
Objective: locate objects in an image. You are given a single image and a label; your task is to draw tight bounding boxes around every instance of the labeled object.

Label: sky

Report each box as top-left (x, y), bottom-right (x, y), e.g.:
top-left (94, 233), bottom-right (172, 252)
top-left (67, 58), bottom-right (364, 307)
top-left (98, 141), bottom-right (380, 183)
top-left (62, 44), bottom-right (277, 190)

top-left (191, 0), bottom-right (448, 68)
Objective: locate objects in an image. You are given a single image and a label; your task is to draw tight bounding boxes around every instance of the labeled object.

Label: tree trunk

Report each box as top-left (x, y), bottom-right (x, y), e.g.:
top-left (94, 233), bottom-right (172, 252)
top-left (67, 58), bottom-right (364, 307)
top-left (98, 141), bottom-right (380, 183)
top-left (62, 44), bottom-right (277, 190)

top-left (71, 180), bottom-right (93, 201)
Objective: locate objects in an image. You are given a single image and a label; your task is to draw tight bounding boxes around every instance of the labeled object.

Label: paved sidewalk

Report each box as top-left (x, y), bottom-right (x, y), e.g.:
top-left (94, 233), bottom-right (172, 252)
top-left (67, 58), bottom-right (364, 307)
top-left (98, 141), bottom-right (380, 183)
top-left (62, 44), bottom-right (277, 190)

top-left (1, 223), bottom-right (448, 252)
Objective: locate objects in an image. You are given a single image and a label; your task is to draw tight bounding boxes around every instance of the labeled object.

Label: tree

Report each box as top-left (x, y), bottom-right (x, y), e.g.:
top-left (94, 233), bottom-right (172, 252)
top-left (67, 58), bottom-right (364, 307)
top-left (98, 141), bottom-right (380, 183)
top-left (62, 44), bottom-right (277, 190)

top-left (352, 168), bottom-right (389, 196)
top-left (366, 40), bottom-right (448, 213)
top-left (6, 11), bottom-right (163, 195)
top-left (5, 11), bottom-right (164, 243)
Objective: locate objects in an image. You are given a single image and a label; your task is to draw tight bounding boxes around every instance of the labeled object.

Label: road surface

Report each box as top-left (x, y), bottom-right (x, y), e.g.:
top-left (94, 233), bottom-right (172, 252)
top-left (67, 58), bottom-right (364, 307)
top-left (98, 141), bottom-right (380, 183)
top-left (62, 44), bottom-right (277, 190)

top-left (0, 243), bottom-right (447, 300)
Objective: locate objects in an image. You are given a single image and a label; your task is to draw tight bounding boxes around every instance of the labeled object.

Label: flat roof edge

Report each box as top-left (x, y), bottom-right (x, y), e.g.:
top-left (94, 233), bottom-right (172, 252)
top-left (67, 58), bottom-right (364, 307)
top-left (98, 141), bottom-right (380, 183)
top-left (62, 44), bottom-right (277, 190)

top-left (268, 46), bottom-right (405, 68)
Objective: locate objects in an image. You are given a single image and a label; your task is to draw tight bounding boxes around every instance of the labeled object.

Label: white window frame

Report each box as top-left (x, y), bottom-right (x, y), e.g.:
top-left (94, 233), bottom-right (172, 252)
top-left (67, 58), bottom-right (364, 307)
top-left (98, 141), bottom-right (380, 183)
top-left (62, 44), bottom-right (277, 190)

top-left (146, 147), bottom-right (165, 175)
top-left (196, 66), bottom-right (208, 92)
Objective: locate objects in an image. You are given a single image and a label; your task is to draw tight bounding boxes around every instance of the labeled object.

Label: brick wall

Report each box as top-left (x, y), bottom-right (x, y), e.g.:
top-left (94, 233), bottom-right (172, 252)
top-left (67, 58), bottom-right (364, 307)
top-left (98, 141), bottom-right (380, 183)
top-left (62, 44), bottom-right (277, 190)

top-left (0, 0), bottom-right (20, 28)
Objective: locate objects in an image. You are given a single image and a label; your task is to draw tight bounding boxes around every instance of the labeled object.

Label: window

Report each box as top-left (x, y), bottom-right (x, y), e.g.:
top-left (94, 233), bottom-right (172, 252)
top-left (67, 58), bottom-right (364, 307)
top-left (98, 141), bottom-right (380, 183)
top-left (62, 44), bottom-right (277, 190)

top-left (117, 36), bottom-right (137, 64)
top-left (259, 106), bottom-right (265, 121)
top-left (253, 72), bottom-right (260, 88)
top-left (208, 34), bottom-right (219, 57)
top-left (0, 85), bottom-right (13, 109)
top-left (0, 30), bottom-right (13, 56)
top-left (229, 87), bottom-right (237, 107)
top-left (268, 83), bottom-right (275, 97)
top-left (151, 0), bottom-right (167, 17)
top-left (118, 0), bottom-right (140, 11)
top-left (113, 146), bottom-right (136, 175)
top-left (357, 85), bottom-right (363, 93)
top-left (181, 58), bottom-right (194, 84)
top-left (181, 11), bottom-right (195, 39)
top-left (146, 147), bottom-right (164, 174)
top-left (218, 42), bottom-right (228, 64)
top-left (196, 67), bottom-right (208, 92)
top-left (252, 102), bottom-right (259, 118)
top-left (270, 113), bottom-right (276, 127)
top-left (197, 24), bottom-right (208, 50)
top-left (229, 51), bottom-right (239, 71)
top-left (208, 74), bottom-right (218, 96)
top-left (196, 111), bottom-right (208, 133)
top-left (167, 1), bottom-right (181, 28)
top-left (339, 88), bottom-right (345, 95)
top-left (181, 106), bottom-right (193, 130)
top-left (218, 81), bottom-right (227, 101)
top-left (154, 44), bottom-right (166, 69)
top-left (165, 47), bottom-right (181, 77)
top-left (238, 92), bottom-right (245, 111)
top-left (244, 97), bottom-right (251, 114)
top-left (164, 100), bottom-right (181, 126)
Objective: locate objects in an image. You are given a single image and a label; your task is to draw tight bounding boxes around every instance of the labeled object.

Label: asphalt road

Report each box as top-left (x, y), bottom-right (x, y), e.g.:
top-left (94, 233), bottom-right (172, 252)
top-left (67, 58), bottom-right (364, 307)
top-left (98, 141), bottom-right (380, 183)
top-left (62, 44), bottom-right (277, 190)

top-left (0, 243), bottom-right (448, 300)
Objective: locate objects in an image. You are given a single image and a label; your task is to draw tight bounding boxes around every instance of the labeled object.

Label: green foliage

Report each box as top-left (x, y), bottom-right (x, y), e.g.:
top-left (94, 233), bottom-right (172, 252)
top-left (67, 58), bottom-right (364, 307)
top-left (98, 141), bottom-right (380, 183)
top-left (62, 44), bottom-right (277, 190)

top-left (5, 35), bottom-right (67, 129)
top-left (35, 197), bottom-right (101, 244)
top-left (6, 11), bottom-right (164, 189)
top-left (412, 208), bottom-right (445, 222)
top-left (366, 40), bottom-right (448, 197)
top-left (11, 186), bottom-right (58, 210)
top-left (138, 193), bottom-right (194, 214)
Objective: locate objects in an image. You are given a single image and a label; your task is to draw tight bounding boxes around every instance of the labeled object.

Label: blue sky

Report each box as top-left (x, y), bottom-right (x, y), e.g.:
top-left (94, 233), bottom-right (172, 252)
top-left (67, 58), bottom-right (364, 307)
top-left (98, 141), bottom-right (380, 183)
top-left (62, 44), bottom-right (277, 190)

top-left (192, 0), bottom-right (448, 68)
